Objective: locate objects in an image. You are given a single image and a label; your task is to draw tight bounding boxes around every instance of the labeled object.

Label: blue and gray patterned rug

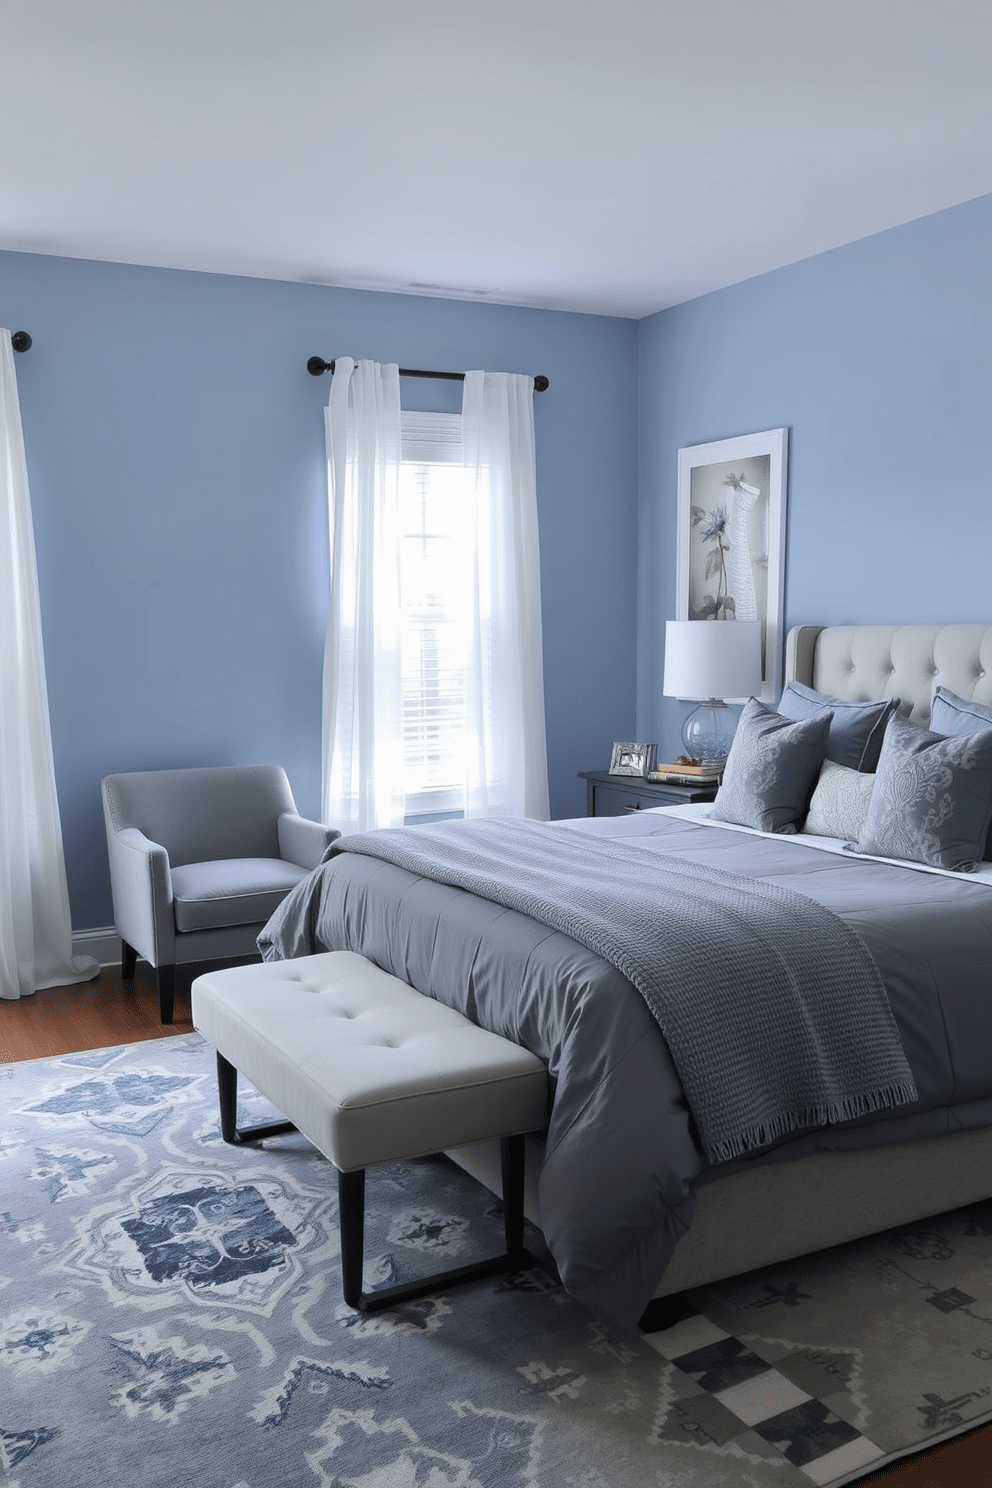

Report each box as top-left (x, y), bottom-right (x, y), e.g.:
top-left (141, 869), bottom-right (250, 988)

top-left (1, 1034), bottom-right (990, 1487)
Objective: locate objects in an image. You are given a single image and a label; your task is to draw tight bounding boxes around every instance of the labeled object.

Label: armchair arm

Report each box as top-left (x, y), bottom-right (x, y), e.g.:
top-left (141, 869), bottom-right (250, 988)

top-left (105, 825), bottom-right (175, 967)
top-left (278, 813), bottom-right (341, 872)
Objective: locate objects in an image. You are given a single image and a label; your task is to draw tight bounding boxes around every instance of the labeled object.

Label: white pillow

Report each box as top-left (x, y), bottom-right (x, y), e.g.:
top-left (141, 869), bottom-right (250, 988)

top-left (803, 760), bottom-right (875, 840)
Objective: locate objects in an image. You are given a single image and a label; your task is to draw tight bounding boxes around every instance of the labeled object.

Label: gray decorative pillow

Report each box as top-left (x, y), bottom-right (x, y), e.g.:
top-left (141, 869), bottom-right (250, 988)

top-left (929, 686), bottom-right (992, 861)
top-left (711, 697), bottom-right (831, 834)
top-left (803, 760), bottom-right (876, 840)
top-left (777, 680), bottom-right (899, 772)
top-left (856, 714), bottom-right (992, 871)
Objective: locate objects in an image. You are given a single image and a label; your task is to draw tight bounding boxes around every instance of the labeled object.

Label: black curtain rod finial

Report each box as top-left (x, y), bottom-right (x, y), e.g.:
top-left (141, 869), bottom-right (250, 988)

top-left (11, 330), bottom-right (32, 353)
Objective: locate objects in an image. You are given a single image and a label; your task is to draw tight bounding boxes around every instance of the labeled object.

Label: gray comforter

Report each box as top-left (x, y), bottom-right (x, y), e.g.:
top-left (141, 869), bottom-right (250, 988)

top-left (314, 817), bottom-right (916, 1163)
top-left (259, 809), bottom-right (992, 1327)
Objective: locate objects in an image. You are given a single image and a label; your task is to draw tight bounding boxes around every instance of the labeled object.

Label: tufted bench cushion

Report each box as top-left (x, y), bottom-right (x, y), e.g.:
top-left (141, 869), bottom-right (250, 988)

top-left (191, 950), bottom-right (548, 1168)
top-left (191, 951), bottom-right (548, 1311)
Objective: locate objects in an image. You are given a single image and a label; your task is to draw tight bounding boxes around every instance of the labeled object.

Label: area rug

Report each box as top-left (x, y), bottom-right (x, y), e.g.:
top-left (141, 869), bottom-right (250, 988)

top-left (1, 1035), bottom-right (990, 1488)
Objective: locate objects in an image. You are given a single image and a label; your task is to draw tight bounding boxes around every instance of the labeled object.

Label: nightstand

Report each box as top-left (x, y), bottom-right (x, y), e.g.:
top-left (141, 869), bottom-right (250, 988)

top-left (578, 770), bottom-right (718, 818)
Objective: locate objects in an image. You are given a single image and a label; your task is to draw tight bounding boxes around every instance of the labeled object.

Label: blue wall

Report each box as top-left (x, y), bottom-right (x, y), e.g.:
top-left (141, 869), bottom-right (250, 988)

top-left (636, 194), bottom-right (992, 755)
top-left (0, 253), bottom-right (639, 929)
top-left (4, 191), bottom-right (990, 933)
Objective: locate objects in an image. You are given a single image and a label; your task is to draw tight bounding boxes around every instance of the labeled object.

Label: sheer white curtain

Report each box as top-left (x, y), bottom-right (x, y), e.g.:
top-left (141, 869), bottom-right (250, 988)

top-left (321, 359), bottom-right (549, 829)
top-left (461, 371), bottom-right (549, 820)
top-left (321, 358), bottom-right (406, 830)
top-left (0, 329), bottom-right (98, 998)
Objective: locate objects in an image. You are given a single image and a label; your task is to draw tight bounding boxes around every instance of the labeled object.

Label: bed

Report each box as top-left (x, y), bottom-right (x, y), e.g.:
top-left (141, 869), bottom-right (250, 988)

top-left (259, 622), bottom-right (992, 1328)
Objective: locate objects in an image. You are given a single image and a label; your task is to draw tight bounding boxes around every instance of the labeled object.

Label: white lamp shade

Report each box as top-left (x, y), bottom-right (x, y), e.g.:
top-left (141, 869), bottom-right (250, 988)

top-left (663, 620), bottom-right (763, 701)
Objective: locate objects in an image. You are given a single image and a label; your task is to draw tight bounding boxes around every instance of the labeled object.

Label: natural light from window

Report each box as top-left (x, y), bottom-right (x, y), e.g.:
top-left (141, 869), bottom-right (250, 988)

top-left (400, 411), bottom-right (479, 818)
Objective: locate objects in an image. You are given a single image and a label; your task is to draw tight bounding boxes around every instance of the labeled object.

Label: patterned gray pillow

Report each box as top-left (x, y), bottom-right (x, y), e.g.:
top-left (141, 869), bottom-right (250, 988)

top-left (711, 697), bottom-right (831, 834)
top-left (777, 680), bottom-right (898, 771)
top-left (803, 761), bottom-right (876, 840)
top-left (929, 687), bottom-right (992, 861)
top-left (856, 714), bottom-right (992, 871)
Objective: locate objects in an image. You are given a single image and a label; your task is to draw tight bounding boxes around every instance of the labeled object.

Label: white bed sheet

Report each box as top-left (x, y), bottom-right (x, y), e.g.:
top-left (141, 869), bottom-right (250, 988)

top-left (562, 800), bottom-right (992, 888)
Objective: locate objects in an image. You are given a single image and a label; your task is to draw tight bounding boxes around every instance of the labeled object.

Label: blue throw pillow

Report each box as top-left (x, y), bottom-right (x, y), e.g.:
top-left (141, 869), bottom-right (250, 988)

top-left (711, 697), bottom-right (831, 834)
top-left (931, 684), bottom-right (992, 736)
top-left (856, 714), bottom-right (992, 872)
top-left (777, 680), bottom-right (899, 772)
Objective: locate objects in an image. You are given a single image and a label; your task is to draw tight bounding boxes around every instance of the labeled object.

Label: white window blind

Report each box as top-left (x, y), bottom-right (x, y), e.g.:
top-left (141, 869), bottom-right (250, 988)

top-left (399, 411), bottom-right (474, 817)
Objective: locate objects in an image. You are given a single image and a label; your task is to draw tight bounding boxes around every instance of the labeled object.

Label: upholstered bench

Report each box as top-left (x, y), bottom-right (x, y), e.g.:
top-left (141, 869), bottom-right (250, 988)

top-left (191, 951), bottom-right (549, 1312)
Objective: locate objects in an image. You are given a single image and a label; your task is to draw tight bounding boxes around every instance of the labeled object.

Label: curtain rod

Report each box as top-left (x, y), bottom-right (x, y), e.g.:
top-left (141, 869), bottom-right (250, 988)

top-left (307, 356), bottom-right (549, 392)
top-left (11, 331), bottom-right (32, 352)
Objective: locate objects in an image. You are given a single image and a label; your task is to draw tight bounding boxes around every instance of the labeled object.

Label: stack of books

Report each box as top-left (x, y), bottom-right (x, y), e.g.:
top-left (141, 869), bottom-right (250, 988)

top-left (647, 761), bottom-right (723, 787)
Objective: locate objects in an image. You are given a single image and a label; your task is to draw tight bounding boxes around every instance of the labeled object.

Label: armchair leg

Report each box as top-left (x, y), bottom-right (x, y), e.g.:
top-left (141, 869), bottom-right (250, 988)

top-left (156, 964), bottom-right (176, 1024)
top-left (121, 941), bottom-right (137, 980)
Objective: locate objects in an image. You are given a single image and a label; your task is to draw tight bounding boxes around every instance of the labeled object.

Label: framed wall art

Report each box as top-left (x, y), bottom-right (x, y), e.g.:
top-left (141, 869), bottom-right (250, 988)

top-left (676, 428), bottom-right (788, 703)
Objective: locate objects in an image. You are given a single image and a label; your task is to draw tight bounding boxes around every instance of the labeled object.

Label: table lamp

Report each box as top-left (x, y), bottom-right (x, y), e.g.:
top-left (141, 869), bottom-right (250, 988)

top-left (662, 620), bottom-right (763, 768)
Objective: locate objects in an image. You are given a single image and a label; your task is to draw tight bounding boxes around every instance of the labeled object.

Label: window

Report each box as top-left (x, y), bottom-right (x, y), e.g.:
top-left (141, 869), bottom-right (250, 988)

top-left (399, 411), bottom-right (473, 818)
top-left (322, 361), bottom-right (548, 831)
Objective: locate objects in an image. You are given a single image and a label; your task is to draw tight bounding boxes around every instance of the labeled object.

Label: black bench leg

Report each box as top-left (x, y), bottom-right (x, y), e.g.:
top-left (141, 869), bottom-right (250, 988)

top-left (217, 1053), bottom-right (239, 1144)
top-left (501, 1132), bottom-right (527, 1263)
top-left (121, 941), bottom-right (137, 980)
top-left (337, 1133), bottom-right (536, 1314)
top-left (216, 1052), bottom-right (297, 1146)
top-left (156, 964), bottom-right (175, 1024)
top-left (499, 1130), bottom-right (532, 1261)
top-left (339, 1168), bottom-right (366, 1310)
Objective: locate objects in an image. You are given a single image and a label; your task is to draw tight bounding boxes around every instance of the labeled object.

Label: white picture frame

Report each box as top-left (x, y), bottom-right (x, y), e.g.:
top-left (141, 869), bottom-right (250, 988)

top-left (676, 428), bottom-right (788, 703)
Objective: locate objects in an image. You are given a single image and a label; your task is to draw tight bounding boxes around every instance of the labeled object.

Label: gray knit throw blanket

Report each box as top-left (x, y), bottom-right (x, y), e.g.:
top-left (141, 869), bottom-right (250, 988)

top-left (328, 817), bottom-right (918, 1164)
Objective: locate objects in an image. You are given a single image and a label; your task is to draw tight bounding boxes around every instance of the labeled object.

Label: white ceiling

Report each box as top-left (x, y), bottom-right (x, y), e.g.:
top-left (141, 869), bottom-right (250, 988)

top-left (2, 0), bottom-right (990, 319)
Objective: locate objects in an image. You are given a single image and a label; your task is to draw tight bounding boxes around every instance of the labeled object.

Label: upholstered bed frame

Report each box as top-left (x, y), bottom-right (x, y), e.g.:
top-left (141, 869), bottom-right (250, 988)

top-left (448, 622), bottom-right (992, 1301)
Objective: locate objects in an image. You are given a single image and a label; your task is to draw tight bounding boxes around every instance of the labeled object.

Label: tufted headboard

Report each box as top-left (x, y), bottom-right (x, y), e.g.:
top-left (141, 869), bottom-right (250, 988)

top-left (785, 624), bottom-right (992, 728)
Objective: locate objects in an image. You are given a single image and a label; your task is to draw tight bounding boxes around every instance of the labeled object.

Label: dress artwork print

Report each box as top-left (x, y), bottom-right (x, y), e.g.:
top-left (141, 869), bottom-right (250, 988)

top-left (688, 453), bottom-right (771, 627)
top-left (676, 429), bottom-right (788, 703)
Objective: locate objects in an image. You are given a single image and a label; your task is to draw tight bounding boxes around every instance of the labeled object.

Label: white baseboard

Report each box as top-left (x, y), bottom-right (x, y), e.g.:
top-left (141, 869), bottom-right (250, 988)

top-left (73, 927), bottom-right (122, 966)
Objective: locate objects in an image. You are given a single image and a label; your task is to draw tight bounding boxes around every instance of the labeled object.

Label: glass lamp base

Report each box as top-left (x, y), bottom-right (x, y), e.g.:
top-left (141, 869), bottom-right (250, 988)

top-left (681, 699), bottom-right (736, 770)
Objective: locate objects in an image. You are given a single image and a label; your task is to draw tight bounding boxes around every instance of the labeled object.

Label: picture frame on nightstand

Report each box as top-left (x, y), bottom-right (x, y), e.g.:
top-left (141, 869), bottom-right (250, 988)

top-left (608, 742), bottom-right (656, 777)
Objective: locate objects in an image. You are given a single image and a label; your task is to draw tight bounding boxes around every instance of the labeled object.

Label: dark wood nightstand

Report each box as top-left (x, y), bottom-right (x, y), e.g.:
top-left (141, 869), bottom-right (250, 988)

top-left (579, 770), bottom-right (719, 817)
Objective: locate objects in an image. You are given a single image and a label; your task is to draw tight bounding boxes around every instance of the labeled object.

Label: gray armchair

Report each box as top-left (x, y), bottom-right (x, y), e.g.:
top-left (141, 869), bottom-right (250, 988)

top-left (101, 765), bottom-right (339, 1023)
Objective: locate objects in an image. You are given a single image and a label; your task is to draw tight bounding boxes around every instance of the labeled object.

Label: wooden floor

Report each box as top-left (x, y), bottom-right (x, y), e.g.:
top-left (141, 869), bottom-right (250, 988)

top-left (2, 965), bottom-right (990, 1486)
top-left (0, 960), bottom-right (194, 1062)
